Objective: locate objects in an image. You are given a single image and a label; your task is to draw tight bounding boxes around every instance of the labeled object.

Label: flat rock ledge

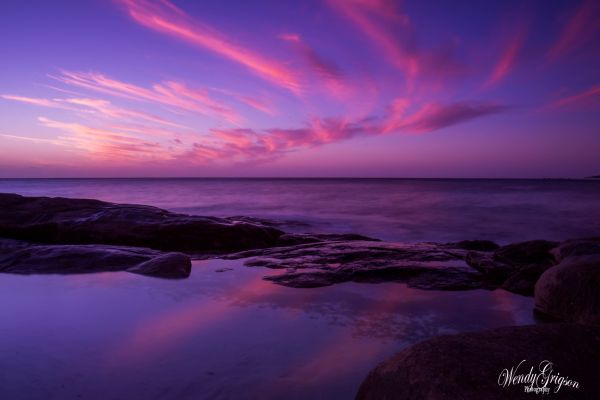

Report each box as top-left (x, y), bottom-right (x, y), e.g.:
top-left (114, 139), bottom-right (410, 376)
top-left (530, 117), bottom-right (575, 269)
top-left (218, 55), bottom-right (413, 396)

top-left (356, 323), bottom-right (600, 400)
top-left (0, 193), bottom-right (286, 254)
top-left (0, 238), bottom-right (191, 279)
top-left (227, 239), bottom-right (582, 294)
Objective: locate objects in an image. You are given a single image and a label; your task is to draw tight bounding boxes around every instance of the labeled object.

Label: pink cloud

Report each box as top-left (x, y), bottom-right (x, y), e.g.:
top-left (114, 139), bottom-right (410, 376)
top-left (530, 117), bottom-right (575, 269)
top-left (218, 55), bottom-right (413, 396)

top-left (547, 0), bottom-right (600, 61)
top-left (326, 0), bottom-right (467, 91)
top-left (116, 0), bottom-right (301, 93)
top-left (186, 101), bottom-right (506, 164)
top-left (389, 101), bottom-right (507, 132)
top-left (38, 117), bottom-right (173, 161)
top-left (2, 93), bottom-right (189, 129)
top-left (280, 33), bottom-right (352, 99)
top-left (1, 94), bottom-right (68, 109)
top-left (548, 85), bottom-right (600, 109)
top-left (485, 25), bottom-right (528, 87)
top-left (327, 0), bottom-right (418, 87)
top-left (52, 71), bottom-right (241, 123)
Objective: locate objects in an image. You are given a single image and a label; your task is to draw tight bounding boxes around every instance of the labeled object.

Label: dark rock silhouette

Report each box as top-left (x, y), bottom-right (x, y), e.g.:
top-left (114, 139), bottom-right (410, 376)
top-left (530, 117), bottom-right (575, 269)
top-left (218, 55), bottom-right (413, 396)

top-left (535, 238), bottom-right (600, 325)
top-left (0, 238), bottom-right (191, 278)
top-left (535, 254), bottom-right (600, 326)
top-left (356, 323), bottom-right (600, 400)
top-left (0, 193), bottom-right (284, 254)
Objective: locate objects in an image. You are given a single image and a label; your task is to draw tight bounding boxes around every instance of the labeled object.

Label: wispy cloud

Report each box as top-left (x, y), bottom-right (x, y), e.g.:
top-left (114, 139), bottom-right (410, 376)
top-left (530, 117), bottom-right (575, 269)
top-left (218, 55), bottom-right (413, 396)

top-left (547, 85), bottom-right (600, 109)
top-left (51, 70), bottom-right (241, 124)
top-left (2, 93), bottom-right (189, 129)
top-left (547, 0), bottom-right (600, 61)
top-left (1, 94), bottom-right (67, 109)
top-left (279, 33), bottom-right (352, 99)
top-left (387, 101), bottom-right (507, 132)
top-left (186, 100), bottom-right (507, 164)
top-left (485, 22), bottom-right (528, 87)
top-left (326, 0), bottom-right (468, 91)
top-left (38, 117), bottom-right (174, 161)
top-left (116, 0), bottom-right (301, 93)
top-left (327, 0), bottom-right (418, 87)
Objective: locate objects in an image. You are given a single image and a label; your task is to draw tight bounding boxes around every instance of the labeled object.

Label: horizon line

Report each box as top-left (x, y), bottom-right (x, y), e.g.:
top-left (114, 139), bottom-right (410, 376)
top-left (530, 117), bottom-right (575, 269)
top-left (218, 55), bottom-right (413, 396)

top-left (0, 176), bottom-right (597, 180)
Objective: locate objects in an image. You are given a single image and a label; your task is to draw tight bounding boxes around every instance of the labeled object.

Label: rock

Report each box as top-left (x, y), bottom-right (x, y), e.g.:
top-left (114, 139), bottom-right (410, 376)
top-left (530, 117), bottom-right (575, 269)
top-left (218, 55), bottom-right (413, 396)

top-left (0, 193), bottom-right (284, 253)
top-left (0, 238), bottom-right (191, 278)
top-left (126, 252), bottom-right (192, 279)
top-left (356, 323), bottom-right (600, 400)
top-left (463, 240), bottom-right (561, 294)
top-left (550, 238), bottom-right (600, 262)
top-left (277, 232), bottom-right (379, 246)
top-left (465, 251), bottom-right (514, 280)
top-left (535, 254), bottom-right (600, 326)
top-left (501, 263), bottom-right (551, 296)
top-left (230, 240), bottom-right (490, 290)
top-left (229, 239), bottom-right (566, 292)
top-left (452, 239), bottom-right (499, 251)
top-left (494, 240), bottom-right (558, 266)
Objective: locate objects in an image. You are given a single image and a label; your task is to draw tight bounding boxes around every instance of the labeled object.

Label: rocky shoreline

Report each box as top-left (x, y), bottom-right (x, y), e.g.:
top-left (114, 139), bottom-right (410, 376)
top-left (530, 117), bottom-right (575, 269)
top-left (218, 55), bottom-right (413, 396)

top-left (1, 193), bottom-right (599, 398)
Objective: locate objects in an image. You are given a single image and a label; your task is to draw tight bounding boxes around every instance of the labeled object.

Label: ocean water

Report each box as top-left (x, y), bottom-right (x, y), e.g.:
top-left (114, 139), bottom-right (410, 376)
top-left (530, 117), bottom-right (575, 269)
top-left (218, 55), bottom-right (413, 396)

top-left (0, 260), bottom-right (534, 400)
top-left (0, 178), bottom-right (597, 399)
top-left (1, 178), bottom-right (599, 243)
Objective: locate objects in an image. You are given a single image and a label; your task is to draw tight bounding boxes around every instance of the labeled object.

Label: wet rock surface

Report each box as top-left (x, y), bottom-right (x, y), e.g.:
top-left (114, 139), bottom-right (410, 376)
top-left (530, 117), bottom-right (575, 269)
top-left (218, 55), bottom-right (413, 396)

top-left (0, 193), bottom-right (285, 253)
top-left (227, 239), bottom-right (566, 293)
top-left (356, 323), bottom-right (600, 400)
top-left (0, 238), bottom-right (191, 278)
top-left (238, 241), bottom-right (486, 290)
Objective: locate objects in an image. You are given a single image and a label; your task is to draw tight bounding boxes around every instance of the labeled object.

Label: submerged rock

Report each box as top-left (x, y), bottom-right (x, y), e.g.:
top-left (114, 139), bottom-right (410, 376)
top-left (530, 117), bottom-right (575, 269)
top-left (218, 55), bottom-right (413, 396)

top-left (0, 238), bottom-right (191, 278)
top-left (356, 323), bottom-right (600, 400)
top-left (0, 193), bottom-right (284, 253)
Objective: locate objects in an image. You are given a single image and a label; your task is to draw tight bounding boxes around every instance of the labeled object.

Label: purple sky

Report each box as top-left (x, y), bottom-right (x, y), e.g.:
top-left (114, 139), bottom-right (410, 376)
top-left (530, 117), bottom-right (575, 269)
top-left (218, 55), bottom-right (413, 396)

top-left (0, 0), bottom-right (598, 178)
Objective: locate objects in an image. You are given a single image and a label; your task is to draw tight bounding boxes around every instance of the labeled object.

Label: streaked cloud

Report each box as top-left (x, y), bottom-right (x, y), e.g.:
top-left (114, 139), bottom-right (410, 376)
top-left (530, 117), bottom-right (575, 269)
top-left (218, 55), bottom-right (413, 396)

top-left (38, 117), bottom-right (174, 161)
top-left (51, 70), bottom-right (241, 124)
top-left (547, 0), bottom-right (600, 61)
top-left (186, 101), bottom-right (507, 164)
top-left (485, 22), bottom-right (528, 87)
top-left (1, 95), bottom-right (67, 109)
top-left (548, 85), bottom-right (600, 109)
top-left (116, 0), bottom-right (301, 93)
top-left (279, 33), bottom-right (352, 99)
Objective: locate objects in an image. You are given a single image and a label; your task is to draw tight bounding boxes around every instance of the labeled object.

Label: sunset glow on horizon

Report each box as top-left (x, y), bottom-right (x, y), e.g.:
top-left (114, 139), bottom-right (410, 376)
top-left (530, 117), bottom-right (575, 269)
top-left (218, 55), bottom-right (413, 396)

top-left (1, 0), bottom-right (599, 177)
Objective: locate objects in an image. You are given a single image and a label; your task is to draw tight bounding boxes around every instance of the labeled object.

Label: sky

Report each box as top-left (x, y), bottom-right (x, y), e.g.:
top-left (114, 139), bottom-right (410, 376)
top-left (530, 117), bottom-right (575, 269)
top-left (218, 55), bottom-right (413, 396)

top-left (0, 0), bottom-right (598, 178)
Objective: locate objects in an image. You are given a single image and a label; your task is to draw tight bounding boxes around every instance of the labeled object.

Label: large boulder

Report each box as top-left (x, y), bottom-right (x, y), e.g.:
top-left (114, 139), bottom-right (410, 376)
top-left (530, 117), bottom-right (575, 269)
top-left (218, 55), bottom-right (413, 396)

top-left (0, 238), bottom-right (191, 278)
top-left (0, 193), bottom-right (284, 253)
top-left (535, 254), bottom-right (600, 326)
top-left (356, 323), bottom-right (600, 400)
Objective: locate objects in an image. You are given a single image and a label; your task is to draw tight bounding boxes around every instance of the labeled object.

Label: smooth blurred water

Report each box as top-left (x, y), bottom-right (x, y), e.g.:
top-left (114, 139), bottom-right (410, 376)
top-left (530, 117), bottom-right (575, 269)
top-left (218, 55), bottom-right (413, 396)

top-left (0, 178), bottom-right (581, 399)
top-left (1, 178), bottom-right (599, 243)
top-left (0, 259), bottom-right (534, 400)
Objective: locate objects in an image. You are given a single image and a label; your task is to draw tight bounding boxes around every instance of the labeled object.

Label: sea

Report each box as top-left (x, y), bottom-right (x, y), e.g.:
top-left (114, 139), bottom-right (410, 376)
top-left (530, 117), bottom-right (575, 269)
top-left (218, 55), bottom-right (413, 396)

top-left (1, 178), bottom-right (599, 243)
top-left (0, 178), bottom-right (598, 399)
